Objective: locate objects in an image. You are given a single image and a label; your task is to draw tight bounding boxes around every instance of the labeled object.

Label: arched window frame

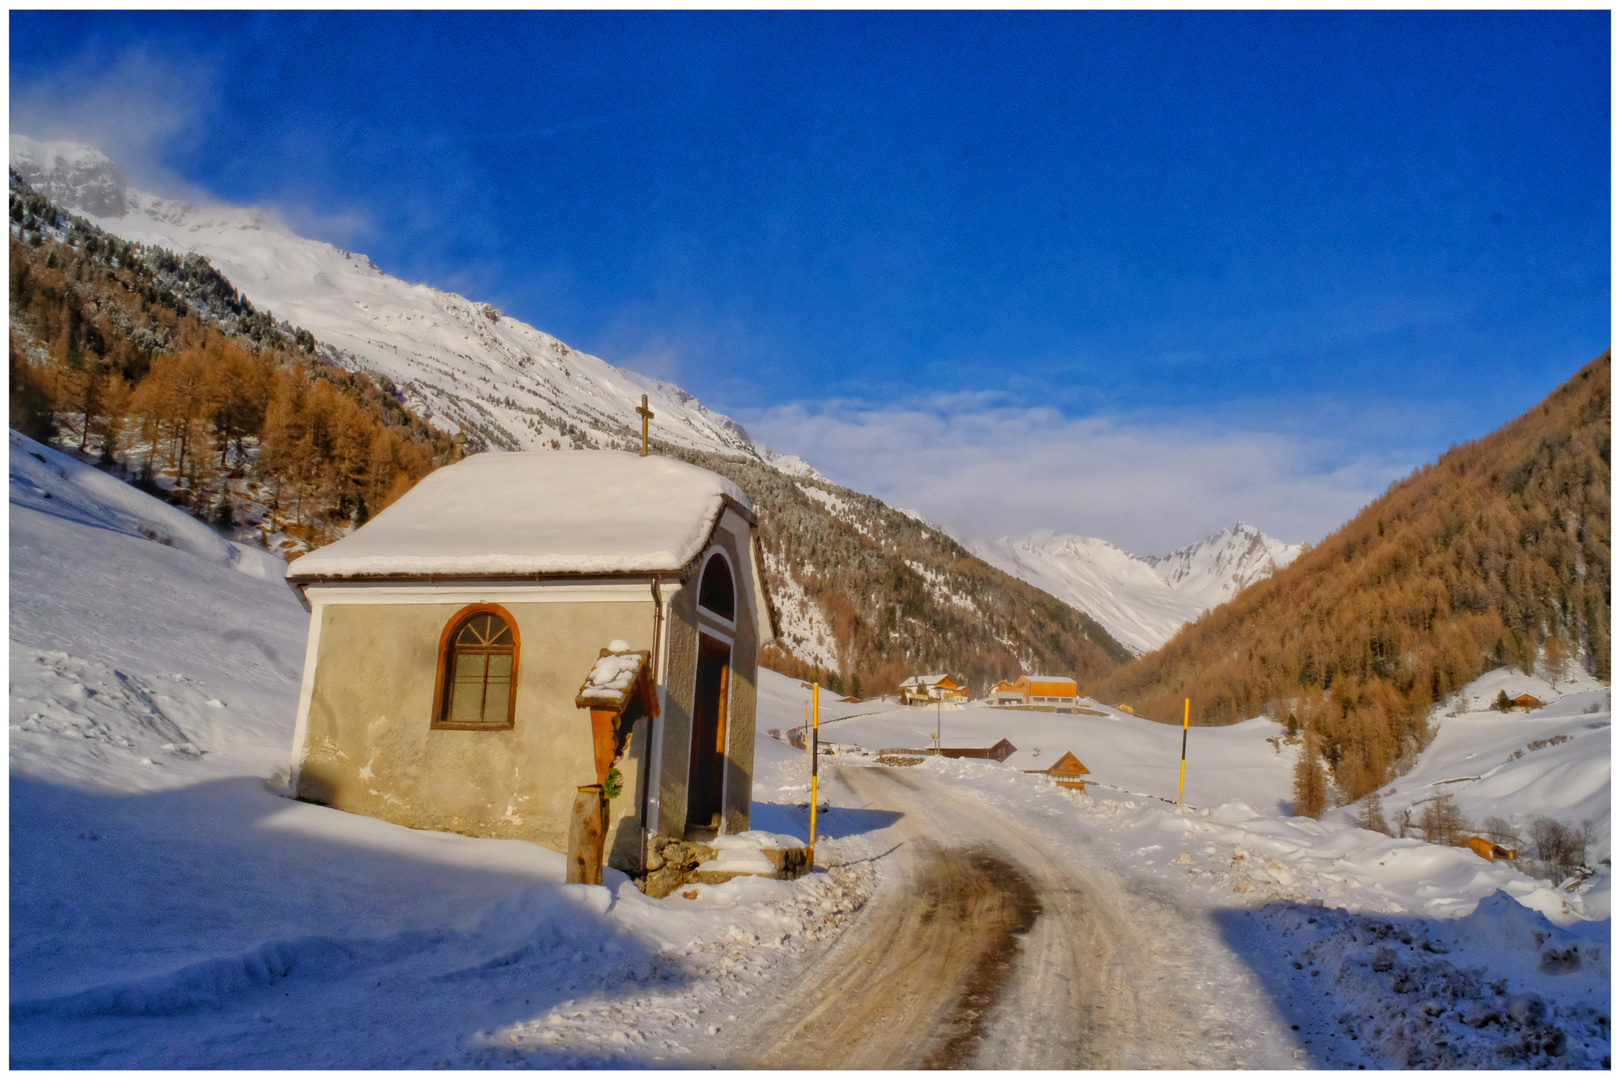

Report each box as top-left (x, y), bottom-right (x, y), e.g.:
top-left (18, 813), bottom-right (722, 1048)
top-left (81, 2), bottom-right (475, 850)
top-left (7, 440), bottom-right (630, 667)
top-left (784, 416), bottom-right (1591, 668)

top-left (431, 603), bottom-right (520, 730)
top-left (696, 548), bottom-right (737, 628)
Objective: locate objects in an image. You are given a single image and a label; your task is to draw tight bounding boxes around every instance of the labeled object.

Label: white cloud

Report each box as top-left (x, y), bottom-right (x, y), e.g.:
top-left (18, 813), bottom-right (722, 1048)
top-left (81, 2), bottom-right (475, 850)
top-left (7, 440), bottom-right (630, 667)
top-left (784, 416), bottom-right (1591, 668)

top-left (741, 394), bottom-right (1419, 556)
top-left (10, 46), bottom-right (221, 202)
top-left (12, 45), bottom-right (378, 253)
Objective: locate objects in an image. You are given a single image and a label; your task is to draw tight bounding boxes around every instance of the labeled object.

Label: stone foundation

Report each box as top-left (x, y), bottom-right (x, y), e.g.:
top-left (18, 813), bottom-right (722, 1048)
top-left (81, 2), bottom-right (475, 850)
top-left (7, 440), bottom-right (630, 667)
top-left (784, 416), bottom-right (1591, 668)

top-left (637, 836), bottom-right (809, 898)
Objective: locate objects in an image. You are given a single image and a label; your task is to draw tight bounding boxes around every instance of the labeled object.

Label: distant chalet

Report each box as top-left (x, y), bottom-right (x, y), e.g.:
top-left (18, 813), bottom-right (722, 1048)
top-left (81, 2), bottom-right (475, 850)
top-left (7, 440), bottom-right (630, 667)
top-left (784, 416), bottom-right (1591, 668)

top-left (285, 450), bottom-right (777, 872)
top-left (900, 673), bottom-right (967, 706)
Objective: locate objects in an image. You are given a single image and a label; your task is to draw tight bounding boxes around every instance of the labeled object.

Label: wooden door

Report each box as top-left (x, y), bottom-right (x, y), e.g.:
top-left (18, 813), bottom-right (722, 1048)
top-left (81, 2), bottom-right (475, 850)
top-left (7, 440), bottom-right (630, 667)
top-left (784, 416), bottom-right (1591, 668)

top-left (687, 632), bottom-right (730, 832)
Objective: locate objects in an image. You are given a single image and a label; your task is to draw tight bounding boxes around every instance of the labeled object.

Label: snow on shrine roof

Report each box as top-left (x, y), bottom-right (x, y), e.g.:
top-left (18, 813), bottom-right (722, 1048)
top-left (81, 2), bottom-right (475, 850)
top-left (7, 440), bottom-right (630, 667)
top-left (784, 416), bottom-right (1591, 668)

top-left (575, 645), bottom-right (657, 713)
top-left (288, 451), bottom-right (751, 580)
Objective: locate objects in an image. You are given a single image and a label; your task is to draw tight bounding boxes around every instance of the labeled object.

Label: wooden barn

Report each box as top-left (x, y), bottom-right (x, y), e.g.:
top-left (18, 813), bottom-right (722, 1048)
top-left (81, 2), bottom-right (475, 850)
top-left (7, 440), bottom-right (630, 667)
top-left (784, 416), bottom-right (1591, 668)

top-left (1464, 836), bottom-right (1518, 862)
top-left (939, 738), bottom-right (1019, 762)
top-left (284, 450), bottom-right (776, 875)
top-left (1025, 750), bottom-right (1091, 790)
top-left (875, 738), bottom-right (1019, 762)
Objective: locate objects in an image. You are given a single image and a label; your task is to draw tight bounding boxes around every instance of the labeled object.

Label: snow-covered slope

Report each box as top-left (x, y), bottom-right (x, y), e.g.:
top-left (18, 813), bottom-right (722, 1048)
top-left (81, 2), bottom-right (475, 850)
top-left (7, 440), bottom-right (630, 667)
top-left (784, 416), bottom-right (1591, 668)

top-left (776, 664), bottom-right (1608, 924)
top-left (973, 522), bottom-right (1302, 654)
top-left (9, 135), bottom-right (807, 467)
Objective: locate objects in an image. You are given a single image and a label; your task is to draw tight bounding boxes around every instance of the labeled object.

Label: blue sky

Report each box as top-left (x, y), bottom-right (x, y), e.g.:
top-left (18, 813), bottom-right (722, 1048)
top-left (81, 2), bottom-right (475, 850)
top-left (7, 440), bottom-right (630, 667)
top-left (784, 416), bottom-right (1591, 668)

top-left (11, 11), bottom-right (1609, 552)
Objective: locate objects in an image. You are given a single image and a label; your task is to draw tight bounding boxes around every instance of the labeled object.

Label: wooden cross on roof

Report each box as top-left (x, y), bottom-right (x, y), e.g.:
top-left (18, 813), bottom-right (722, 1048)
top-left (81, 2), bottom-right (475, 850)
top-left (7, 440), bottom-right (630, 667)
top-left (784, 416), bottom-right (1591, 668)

top-left (637, 394), bottom-right (655, 457)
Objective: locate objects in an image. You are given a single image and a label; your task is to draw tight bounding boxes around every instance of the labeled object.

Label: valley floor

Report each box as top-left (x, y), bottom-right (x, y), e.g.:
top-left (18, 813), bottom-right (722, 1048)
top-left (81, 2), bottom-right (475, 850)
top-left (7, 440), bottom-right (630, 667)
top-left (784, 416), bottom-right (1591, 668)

top-left (9, 430), bottom-right (1610, 1068)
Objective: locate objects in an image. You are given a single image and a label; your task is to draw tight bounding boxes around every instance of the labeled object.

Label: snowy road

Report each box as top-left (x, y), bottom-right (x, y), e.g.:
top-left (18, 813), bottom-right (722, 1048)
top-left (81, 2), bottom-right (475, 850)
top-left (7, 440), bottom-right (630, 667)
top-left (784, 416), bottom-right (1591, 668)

top-left (723, 764), bottom-right (1303, 1069)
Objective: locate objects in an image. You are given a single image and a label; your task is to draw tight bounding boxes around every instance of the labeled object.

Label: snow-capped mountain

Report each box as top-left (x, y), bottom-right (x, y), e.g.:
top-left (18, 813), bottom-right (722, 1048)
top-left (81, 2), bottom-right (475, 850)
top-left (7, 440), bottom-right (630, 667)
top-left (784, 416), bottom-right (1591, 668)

top-left (973, 522), bottom-right (1302, 655)
top-left (9, 135), bottom-right (812, 470)
top-left (1141, 520), bottom-right (1305, 610)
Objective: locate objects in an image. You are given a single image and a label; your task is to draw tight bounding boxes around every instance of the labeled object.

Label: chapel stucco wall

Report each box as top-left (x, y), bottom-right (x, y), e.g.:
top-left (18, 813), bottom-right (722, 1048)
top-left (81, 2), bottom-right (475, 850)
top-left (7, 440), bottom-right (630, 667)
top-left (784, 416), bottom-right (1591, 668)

top-left (294, 596), bottom-right (656, 861)
top-left (657, 586), bottom-right (697, 839)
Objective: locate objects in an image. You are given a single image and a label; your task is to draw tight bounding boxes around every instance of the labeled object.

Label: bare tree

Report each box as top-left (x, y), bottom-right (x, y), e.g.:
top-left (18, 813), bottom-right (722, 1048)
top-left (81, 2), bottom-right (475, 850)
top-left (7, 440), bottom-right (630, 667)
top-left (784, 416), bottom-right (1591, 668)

top-left (1479, 815), bottom-right (1520, 851)
top-left (1360, 792), bottom-right (1392, 836)
top-left (1417, 793), bottom-right (1472, 846)
top-left (1528, 817), bottom-right (1594, 883)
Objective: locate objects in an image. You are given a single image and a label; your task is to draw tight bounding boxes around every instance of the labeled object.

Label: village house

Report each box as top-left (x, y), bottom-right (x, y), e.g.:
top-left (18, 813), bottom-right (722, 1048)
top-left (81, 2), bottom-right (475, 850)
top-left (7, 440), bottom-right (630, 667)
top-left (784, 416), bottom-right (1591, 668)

top-left (899, 673), bottom-right (967, 706)
top-left (283, 450), bottom-right (775, 876)
top-left (986, 679), bottom-right (1024, 705)
top-left (1014, 675), bottom-right (1079, 708)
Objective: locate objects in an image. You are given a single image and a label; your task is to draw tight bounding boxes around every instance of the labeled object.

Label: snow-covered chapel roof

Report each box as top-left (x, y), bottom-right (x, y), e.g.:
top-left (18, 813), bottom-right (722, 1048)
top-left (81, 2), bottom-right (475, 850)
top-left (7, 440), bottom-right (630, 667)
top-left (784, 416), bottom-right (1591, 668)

top-left (288, 451), bottom-right (752, 581)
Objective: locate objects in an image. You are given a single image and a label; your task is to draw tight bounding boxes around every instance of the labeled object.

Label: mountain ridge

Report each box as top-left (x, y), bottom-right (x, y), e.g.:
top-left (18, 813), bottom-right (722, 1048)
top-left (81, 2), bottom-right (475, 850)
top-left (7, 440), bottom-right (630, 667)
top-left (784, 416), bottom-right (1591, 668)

top-left (973, 521), bottom-right (1303, 654)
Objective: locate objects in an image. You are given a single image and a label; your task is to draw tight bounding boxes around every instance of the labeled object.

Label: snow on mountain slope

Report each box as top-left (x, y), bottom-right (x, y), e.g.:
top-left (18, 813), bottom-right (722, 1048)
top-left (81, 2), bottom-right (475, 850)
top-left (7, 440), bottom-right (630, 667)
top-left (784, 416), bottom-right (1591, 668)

top-left (1329, 662), bottom-right (1612, 897)
top-left (971, 532), bottom-right (1206, 656)
top-left (9, 135), bottom-right (807, 469)
top-left (973, 522), bottom-right (1302, 655)
top-left (1143, 520), bottom-right (1304, 610)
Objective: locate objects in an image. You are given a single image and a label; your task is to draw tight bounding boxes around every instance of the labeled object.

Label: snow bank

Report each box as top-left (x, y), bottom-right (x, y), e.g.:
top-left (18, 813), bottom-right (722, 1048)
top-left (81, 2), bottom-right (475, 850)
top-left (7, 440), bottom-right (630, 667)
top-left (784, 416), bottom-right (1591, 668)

top-left (288, 450), bottom-right (749, 579)
top-left (1223, 892), bottom-right (1609, 1068)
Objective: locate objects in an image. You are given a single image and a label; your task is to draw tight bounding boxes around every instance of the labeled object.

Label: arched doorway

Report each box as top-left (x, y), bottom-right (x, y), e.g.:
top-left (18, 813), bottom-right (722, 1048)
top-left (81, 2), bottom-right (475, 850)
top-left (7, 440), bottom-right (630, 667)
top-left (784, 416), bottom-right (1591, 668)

top-left (688, 550), bottom-right (736, 837)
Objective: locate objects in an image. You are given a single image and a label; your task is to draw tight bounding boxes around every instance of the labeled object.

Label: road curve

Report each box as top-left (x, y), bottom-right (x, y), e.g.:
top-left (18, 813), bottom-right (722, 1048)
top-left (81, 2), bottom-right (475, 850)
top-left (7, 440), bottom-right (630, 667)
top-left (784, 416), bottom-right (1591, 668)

top-left (725, 764), bottom-right (1297, 1070)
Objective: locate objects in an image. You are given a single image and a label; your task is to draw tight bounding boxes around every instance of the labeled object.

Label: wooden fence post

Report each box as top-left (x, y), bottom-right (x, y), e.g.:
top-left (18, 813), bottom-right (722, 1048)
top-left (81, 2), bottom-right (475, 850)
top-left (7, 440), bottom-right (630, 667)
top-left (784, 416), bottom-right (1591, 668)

top-left (568, 784), bottom-right (607, 885)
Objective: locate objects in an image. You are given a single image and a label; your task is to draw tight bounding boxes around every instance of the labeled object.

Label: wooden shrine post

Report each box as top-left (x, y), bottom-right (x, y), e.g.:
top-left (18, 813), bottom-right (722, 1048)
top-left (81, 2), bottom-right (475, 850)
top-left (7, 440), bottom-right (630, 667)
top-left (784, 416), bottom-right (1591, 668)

top-left (571, 648), bottom-right (659, 884)
top-left (568, 785), bottom-right (607, 885)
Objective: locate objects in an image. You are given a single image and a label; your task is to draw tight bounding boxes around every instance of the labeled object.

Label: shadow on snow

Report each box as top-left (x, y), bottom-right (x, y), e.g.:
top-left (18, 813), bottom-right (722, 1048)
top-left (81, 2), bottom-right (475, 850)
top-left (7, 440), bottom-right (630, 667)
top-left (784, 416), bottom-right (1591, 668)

top-left (10, 773), bottom-right (690, 1069)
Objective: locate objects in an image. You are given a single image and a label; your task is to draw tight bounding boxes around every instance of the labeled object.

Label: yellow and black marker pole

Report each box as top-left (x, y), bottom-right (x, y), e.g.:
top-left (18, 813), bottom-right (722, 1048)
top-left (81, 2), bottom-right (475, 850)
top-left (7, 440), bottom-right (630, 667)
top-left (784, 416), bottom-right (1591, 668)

top-left (1178, 697), bottom-right (1190, 806)
top-left (808, 683), bottom-right (820, 868)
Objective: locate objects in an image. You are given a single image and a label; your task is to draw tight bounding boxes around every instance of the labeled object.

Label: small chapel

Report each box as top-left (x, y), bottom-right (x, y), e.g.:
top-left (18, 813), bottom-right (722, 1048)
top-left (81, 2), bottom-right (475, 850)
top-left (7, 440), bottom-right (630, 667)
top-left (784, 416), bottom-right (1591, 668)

top-left (283, 447), bottom-right (775, 875)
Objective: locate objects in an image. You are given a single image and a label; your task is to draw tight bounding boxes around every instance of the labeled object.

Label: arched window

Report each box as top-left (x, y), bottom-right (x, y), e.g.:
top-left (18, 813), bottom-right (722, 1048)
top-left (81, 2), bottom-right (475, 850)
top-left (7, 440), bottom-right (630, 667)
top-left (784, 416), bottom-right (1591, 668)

top-left (433, 606), bottom-right (519, 729)
top-left (698, 550), bottom-right (735, 622)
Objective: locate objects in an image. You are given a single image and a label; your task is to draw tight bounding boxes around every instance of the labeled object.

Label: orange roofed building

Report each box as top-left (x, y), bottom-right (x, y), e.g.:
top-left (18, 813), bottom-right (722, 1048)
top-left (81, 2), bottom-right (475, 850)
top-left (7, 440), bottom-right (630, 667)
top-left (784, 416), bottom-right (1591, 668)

top-left (987, 679), bottom-right (1024, 705)
top-left (1013, 675), bottom-right (1078, 707)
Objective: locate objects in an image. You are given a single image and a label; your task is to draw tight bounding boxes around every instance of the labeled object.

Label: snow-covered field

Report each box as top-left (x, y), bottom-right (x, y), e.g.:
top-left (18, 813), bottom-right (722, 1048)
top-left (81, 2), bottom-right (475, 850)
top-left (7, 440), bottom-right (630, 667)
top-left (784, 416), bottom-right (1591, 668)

top-left (10, 427), bottom-right (1609, 1068)
top-left (806, 678), bottom-right (1610, 1067)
